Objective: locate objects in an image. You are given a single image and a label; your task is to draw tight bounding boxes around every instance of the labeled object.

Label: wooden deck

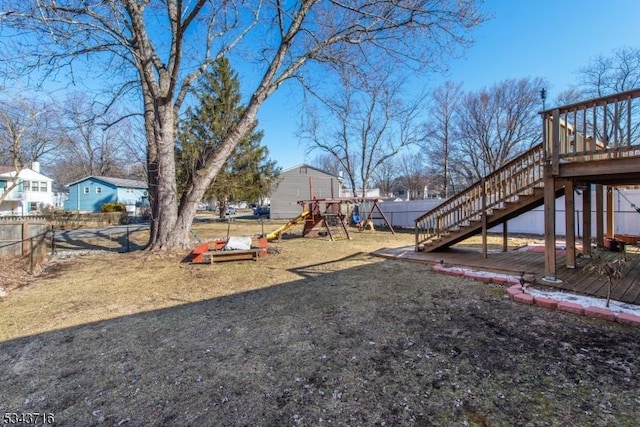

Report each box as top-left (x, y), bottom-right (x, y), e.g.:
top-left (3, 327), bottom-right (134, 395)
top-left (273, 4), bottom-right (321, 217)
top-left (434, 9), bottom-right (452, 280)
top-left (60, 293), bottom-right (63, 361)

top-left (374, 245), bottom-right (640, 305)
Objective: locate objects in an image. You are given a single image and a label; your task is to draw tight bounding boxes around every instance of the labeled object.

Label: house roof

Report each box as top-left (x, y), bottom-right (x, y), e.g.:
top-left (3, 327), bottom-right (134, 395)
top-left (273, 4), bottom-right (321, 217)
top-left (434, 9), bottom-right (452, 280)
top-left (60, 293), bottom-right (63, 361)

top-left (281, 163), bottom-right (338, 177)
top-left (0, 166), bottom-right (53, 181)
top-left (67, 175), bottom-right (148, 189)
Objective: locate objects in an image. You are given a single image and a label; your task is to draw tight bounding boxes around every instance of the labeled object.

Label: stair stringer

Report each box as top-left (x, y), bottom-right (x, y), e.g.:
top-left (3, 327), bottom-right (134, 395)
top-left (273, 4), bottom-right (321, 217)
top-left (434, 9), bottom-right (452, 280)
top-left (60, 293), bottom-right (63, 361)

top-left (420, 185), bottom-right (565, 251)
top-left (415, 144), bottom-right (550, 251)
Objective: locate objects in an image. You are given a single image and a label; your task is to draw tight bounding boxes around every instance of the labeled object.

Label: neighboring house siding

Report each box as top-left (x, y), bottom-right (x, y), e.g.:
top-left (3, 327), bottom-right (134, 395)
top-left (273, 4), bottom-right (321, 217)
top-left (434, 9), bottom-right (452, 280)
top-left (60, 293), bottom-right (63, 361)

top-left (64, 178), bottom-right (118, 212)
top-left (0, 167), bottom-right (55, 216)
top-left (270, 165), bottom-right (340, 220)
top-left (116, 187), bottom-right (147, 207)
top-left (64, 176), bottom-right (148, 213)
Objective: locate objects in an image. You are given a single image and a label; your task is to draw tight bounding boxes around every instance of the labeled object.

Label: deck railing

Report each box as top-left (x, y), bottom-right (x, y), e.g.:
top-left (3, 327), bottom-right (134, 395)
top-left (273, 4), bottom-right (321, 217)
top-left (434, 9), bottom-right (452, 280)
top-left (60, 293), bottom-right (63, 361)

top-left (415, 89), bottom-right (640, 251)
top-left (415, 144), bottom-right (544, 250)
top-left (543, 89), bottom-right (640, 174)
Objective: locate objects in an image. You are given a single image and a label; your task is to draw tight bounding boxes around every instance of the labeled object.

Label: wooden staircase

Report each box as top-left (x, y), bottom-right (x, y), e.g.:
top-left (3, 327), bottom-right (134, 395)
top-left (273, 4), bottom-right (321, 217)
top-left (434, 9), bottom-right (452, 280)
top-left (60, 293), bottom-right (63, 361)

top-left (415, 144), bottom-right (562, 251)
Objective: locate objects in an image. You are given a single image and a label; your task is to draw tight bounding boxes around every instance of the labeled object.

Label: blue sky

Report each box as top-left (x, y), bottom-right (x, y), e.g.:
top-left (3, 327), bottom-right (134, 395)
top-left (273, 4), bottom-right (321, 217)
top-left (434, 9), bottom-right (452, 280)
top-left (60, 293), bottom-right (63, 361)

top-left (260, 0), bottom-right (640, 170)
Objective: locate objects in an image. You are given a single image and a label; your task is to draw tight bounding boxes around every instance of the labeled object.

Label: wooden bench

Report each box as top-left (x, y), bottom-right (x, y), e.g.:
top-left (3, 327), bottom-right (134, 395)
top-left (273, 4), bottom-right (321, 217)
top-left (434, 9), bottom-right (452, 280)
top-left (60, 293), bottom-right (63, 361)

top-left (201, 249), bottom-right (263, 263)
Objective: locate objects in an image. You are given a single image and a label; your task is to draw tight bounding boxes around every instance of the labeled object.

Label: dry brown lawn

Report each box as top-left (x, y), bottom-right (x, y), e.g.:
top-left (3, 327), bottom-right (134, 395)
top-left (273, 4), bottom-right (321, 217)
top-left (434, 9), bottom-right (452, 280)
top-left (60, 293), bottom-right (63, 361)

top-left (1, 216), bottom-right (639, 426)
top-left (0, 218), bottom-right (418, 340)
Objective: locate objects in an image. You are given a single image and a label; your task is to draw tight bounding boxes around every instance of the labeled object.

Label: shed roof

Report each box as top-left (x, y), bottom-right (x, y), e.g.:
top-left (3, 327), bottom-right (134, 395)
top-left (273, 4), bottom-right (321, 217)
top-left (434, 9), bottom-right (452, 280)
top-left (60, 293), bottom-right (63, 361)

top-left (280, 163), bottom-right (337, 177)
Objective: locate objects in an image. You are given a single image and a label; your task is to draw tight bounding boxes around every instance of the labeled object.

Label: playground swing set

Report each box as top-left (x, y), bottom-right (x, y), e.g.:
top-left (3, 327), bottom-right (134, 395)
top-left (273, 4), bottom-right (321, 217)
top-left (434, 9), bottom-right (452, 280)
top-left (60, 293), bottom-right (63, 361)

top-left (189, 174), bottom-right (395, 263)
top-left (189, 197), bottom-right (395, 264)
top-left (265, 197), bottom-right (395, 242)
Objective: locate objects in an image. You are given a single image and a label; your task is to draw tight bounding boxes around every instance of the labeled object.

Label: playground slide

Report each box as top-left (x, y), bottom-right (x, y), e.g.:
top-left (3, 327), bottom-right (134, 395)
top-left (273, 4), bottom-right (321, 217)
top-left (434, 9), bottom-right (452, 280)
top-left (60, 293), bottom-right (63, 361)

top-left (266, 211), bottom-right (310, 241)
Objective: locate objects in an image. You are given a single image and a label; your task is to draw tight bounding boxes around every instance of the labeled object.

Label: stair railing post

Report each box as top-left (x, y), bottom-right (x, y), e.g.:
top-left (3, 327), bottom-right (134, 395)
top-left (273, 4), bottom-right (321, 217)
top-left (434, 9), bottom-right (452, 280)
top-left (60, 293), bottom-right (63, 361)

top-left (481, 178), bottom-right (487, 259)
top-left (552, 109), bottom-right (560, 175)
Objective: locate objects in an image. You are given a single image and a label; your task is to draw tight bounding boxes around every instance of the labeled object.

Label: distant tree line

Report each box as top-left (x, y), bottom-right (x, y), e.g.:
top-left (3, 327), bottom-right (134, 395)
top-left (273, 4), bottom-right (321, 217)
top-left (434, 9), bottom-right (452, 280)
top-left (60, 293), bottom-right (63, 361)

top-left (308, 47), bottom-right (640, 200)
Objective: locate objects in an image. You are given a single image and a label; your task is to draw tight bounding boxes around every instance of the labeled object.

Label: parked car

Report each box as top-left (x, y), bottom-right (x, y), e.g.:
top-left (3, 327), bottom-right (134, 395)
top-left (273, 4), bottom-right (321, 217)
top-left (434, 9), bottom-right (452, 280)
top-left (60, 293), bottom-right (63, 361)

top-left (253, 206), bottom-right (270, 218)
top-left (224, 206), bottom-right (236, 216)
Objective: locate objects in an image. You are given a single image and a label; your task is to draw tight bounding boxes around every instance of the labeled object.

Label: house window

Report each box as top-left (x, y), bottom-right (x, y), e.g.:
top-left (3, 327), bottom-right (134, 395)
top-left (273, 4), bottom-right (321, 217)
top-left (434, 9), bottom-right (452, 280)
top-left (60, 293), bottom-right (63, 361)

top-left (40, 182), bottom-right (47, 192)
top-left (299, 166), bottom-right (308, 174)
top-left (96, 187), bottom-right (102, 194)
top-left (29, 202), bottom-right (38, 212)
top-left (83, 187), bottom-right (90, 194)
top-left (23, 180), bottom-right (31, 192)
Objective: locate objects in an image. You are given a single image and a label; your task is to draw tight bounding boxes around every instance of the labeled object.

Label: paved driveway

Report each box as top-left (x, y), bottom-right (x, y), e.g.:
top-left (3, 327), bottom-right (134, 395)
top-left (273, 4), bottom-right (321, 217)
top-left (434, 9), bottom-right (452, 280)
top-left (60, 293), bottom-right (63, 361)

top-left (54, 223), bottom-right (149, 252)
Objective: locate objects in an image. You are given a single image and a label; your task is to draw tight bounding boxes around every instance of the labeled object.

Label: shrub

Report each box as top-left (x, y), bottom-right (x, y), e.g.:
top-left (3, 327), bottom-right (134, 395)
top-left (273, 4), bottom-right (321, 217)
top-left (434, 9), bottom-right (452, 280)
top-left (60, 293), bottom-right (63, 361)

top-left (101, 202), bottom-right (126, 213)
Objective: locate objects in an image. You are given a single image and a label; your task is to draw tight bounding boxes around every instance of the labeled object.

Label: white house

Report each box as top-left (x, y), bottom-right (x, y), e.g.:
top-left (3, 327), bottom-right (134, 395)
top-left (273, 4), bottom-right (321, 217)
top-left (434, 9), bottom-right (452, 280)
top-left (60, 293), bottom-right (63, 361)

top-left (0, 162), bottom-right (55, 216)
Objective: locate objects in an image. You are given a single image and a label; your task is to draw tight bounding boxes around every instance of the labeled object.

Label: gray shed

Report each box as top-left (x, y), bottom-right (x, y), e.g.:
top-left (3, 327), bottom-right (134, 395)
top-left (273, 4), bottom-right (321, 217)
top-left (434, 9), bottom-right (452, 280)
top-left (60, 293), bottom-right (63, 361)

top-left (270, 164), bottom-right (341, 220)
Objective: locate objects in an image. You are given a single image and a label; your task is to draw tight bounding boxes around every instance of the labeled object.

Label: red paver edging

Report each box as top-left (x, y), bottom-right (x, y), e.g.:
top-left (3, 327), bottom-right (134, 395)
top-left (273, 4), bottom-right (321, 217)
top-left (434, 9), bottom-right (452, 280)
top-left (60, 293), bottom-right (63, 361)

top-left (491, 276), bottom-right (509, 285)
top-left (584, 306), bottom-right (616, 322)
top-left (464, 271), bottom-right (493, 283)
top-left (513, 293), bottom-right (534, 304)
top-left (431, 262), bottom-right (640, 328)
top-left (506, 285), bottom-right (523, 297)
top-left (533, 296), bottom-right (558, 310)
top-left (616, 312), bottom-right (640, 326)
top-left (556, 301), bottom-right (585, 315)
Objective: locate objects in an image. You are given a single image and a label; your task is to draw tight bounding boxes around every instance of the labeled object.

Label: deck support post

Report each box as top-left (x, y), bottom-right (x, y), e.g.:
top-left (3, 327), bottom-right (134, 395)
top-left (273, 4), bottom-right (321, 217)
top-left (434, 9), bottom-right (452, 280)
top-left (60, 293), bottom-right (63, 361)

top-left (606, 186), bottom-right (614, 238)
top-left (564, 180), bottom-right (576, 268)
top-left (582, 184), bottom-right (592, 257)
top-left (502, 222), bottom-right (508, 252)
top-left (595, 184), bottom-right (604, 246)
top-left (481, 178), bottom-right (487, 259)
top-left (543, 167), bottom-right (558, 282)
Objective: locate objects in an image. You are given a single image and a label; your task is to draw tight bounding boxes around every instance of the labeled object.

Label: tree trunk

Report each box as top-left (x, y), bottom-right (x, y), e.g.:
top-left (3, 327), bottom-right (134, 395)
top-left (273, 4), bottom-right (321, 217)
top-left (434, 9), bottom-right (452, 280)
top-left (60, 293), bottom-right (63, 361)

top-left (146, 102), bottom-right (180, 250)
top-left (166, 105), bottom-right (261, 249)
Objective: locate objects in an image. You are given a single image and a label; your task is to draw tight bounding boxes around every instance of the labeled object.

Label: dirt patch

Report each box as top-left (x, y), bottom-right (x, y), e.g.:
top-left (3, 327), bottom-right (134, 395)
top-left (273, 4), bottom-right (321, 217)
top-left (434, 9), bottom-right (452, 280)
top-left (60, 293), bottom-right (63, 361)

top-left (1, 221), bottom-right (638, 425)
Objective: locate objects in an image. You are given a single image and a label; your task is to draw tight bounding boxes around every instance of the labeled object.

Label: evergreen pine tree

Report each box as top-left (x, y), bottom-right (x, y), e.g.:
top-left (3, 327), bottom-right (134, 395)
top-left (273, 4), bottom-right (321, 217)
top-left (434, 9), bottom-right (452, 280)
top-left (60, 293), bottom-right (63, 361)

top-left (177, 58), bottom-right (279, 217)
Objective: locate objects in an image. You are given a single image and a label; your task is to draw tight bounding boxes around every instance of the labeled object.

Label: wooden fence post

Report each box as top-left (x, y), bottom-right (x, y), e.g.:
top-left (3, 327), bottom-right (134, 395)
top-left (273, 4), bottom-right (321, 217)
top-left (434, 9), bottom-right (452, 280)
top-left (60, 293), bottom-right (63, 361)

top-left (22, 221), bottom-right (29, 256)
top-left (51, 225), bottom-right (56, 255)
top-left (29, 237), bottom-right (34, 274)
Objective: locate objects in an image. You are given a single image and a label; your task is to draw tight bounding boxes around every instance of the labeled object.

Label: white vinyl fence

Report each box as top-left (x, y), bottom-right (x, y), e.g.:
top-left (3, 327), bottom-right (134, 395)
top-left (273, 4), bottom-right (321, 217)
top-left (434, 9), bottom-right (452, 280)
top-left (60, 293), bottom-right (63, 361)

top-left (376, 189), bottom-right (640, 237)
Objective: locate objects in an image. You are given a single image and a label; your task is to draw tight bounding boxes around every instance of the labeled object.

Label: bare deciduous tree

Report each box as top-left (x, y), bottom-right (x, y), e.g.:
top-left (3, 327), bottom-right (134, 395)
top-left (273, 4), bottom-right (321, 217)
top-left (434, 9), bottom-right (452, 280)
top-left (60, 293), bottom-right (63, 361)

top-left (51, 93), bottom-right (138, 185)
top-left (371, 157), bottom-right (399, 198)
top-left (302, 75), bottom-right (425, 198)
top-left (578, 47), bottom-right (640, 98)
top-left (1, 1), bottom-right (483, 249)
top-left (455, 77), bottom-right (546, 180)
top-left (310, 153), bottom-right (343, 177)
top-left (575, 47), bottom-right (640, 145)
top-left (422, 81), bottom-right (463, 197)
top-left (0, 96), bottom-right (58, 204)
top-left (395, 151), bottom-right (430, 200)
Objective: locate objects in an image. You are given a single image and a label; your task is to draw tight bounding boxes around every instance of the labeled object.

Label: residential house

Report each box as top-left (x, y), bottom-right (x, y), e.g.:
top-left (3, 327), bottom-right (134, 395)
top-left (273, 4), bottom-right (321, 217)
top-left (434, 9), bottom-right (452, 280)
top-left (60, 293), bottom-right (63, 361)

top-left (0, 162), bottom-right (54, 216)
top-left (270, 164), bottom-right (342, 220)
top-left (390, 184), bottom-right (430, 200)
top-left (64, 176), bottom-right (148, 213)
top-left (340, 187), bottom-right (381, 198)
